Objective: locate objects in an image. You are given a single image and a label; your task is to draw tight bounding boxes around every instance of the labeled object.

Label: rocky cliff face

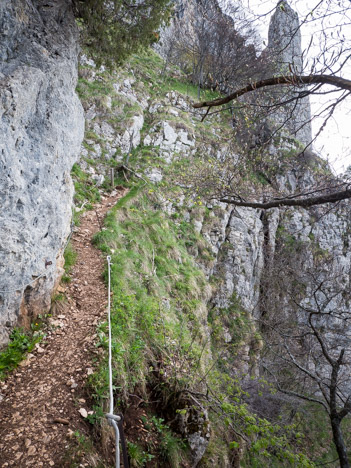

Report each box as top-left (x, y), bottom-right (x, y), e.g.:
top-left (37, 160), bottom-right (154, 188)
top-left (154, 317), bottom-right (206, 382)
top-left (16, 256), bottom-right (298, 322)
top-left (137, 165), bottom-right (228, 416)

top-left (1, 0), bottom-right (349, 462)
top-left (0, 0), bottom-right (84, 346)
top-left (265, 0), bottom-right (312, 145)
top-left (75, 0), bottom-right (351, 382)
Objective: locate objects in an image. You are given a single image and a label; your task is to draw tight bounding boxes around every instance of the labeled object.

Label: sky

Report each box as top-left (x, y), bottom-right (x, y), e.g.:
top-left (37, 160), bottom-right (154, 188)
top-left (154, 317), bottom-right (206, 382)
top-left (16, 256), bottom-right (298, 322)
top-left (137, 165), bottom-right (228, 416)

top-left (227, 0), bottom-right (351, 174)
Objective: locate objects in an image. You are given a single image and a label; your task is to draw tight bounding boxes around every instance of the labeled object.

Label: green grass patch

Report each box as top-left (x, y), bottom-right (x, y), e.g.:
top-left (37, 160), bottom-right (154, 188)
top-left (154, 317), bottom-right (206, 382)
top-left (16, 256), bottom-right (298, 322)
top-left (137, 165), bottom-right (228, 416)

top-left (71, 163), bottom-right (101, 205)
top-left (63, 430), bottom-right (107, 468)
top-left (0, 328), bottom-right (43, 380)
top-left (90, 188), bottom-right (208, 403)
top-left (149, 416), bottom-right (187, 467)
top-left (76, 77), bottom-right (114, 101)
top-left (61, 241), bottom-right (77, 284)
top-left (127, 441), bottom-right (155, 467)
top-left (64, 242), bottom-right (77, 273)
top-left (127, 49), bottom-right (222, 103)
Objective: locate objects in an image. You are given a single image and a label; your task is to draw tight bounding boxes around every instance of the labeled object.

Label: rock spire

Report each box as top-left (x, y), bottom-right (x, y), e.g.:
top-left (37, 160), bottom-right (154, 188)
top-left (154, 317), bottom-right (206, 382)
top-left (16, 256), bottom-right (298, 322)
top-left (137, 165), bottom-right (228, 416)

top-left (266, 0), bottom-right (312, 145)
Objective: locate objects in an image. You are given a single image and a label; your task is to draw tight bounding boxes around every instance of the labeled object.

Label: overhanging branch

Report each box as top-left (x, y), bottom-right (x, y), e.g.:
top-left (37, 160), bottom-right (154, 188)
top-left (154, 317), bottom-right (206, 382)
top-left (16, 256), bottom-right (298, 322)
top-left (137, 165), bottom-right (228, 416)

top-left (220, 188), bottom-right (351, 209)
top-left (193, 74), bottom-right (351, 109)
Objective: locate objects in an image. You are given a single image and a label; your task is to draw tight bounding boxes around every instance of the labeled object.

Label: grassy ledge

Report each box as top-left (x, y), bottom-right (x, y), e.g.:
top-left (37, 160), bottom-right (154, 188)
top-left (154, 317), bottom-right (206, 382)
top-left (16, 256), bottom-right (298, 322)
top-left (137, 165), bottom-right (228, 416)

top-left (84, 184), bottom-right (314, 467)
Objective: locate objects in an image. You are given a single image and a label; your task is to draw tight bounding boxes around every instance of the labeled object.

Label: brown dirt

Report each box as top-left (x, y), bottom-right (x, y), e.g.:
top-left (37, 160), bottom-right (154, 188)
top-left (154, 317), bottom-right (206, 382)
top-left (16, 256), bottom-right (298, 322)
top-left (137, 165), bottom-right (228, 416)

top-left (0, 189), bottom-right (127, 467)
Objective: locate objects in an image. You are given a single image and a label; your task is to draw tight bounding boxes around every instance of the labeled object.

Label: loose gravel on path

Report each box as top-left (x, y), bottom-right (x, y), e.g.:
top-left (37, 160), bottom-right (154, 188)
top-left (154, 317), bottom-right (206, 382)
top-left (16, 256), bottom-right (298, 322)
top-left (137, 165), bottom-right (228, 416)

top-left (0, 189), bottom-right (126, 467)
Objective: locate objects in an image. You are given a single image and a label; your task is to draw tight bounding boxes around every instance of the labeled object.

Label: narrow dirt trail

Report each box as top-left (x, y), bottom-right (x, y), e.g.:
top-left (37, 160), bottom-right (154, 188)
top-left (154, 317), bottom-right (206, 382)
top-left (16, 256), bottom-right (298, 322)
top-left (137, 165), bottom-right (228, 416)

top-left (0, 189), bottom-right (126, 467)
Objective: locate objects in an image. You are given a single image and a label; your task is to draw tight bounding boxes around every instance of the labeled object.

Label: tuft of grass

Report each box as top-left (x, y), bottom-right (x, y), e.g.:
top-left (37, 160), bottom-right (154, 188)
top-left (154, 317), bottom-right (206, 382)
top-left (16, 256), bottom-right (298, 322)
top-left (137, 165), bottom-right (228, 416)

top-left (71, 163), bottom-right (101, 205)
top-left (51, 293), bottom-right (67, 316)
top-left (62, 242), bottom-right (77, 283)
top-left (151, 416), bottom-right (186, 468)
top-left (63, 430), bottom-right (107, 468)
top-left (0, 328), bottom-right (43, 380)
top-left (76, 78), bottom-right (114, 101)
top-left (127, 442), bottom-right (155, 467)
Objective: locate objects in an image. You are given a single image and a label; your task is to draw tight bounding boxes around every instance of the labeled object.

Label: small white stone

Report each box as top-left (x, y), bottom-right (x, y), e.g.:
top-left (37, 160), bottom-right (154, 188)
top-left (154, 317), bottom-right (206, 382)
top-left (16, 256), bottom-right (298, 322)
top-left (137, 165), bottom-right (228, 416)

top-left (78, 408), bottom-right (88, 418)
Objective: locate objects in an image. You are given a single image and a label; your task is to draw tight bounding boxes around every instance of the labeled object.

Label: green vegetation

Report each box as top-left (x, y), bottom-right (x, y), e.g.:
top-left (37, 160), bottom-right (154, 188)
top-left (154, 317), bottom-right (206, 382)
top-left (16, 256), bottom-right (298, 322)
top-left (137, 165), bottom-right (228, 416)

top-left (88, 187), bottom-right (206, 464)
top-left (0, 328), bottom-right (43, 380)
top-left (209, 293), bottom-right (254, 351)
top-left (77, 49), bottom-right (224, 121)
top-left (63, 430), bottom-right (106, 468)
top-left (127, 442), bottom-right (155, 467)
top-left (73, 44), bottom-right (333, 467)
top-left (76, 78), bottom-right (114, 100)
top-left (75, 49), bottom-right (233, 212)
top-left (128, 51), bottom-right (222, 102)
top-left (297, 405), bottom-right (349, 466)
top-left (149, 416), bottom-right (186, 467)
top-left (276, 225), bottom-right (302, 252)
top-left (85, 186), bottom-right (315, 467)
top-left (90, 187), bottom-right (208, 400)
top-left (61, 241), bottom-right (77, 284)
top-left (70, 161), bottom-right (102, 231)
top-left (72, 0), bottom-right (172, 68)
top-left (71, 163), bottom-right (101, 206)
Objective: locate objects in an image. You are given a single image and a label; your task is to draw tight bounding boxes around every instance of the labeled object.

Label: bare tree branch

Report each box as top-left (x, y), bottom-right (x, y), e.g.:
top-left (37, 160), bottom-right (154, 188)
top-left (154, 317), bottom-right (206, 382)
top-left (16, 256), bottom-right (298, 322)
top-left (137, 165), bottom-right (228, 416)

top-left (193, 74), bottom-right (351, 110)
top-left (219, 187), bottom-right (351, 209)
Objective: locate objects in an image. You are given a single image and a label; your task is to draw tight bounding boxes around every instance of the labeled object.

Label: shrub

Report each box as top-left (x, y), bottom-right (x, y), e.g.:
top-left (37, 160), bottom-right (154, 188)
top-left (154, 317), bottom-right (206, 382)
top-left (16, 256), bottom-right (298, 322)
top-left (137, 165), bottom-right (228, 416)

top-left (72, 0), bottom-right (172, 67)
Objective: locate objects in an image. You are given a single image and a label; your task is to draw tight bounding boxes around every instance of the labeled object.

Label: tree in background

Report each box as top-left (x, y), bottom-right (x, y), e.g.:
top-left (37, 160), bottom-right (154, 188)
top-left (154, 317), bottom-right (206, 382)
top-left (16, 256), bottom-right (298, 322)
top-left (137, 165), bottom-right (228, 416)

top-left (159, 0), bottom-right (268, 97)
top-left (72, 0), bottom-right (172, 66)
top-left (186, 0), bottom-right (351, 210)
top-left (260, 239), bottom-right (351, 467)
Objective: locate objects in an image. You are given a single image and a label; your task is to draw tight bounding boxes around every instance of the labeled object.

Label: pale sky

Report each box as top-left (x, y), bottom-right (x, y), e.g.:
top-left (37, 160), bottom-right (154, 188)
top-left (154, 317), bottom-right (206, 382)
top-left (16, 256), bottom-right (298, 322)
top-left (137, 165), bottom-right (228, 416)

top-left (227, 0), bottom-right (351, 174)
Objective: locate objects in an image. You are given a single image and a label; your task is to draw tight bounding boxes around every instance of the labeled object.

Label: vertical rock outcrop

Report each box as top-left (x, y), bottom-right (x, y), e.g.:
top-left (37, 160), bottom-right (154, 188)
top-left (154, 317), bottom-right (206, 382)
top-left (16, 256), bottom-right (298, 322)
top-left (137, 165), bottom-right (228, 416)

top-left (267, 0), bottom-right (303, 72)
top-left (0, 0), bottom-right (84, 346)
top-left (266, 0), bottom-right (312, 145)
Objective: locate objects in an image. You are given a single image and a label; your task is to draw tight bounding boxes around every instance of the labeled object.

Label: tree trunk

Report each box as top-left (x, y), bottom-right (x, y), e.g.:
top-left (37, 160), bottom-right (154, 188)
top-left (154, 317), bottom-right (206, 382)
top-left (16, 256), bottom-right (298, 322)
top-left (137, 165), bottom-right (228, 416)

top-left (330, 415), bottom-right (350, 468)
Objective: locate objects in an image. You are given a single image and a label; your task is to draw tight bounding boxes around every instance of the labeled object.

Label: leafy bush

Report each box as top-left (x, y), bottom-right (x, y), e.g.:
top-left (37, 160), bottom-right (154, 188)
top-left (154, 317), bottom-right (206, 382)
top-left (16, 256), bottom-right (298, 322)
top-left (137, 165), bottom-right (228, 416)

top-left (72, 0), bottom-right (172, 67)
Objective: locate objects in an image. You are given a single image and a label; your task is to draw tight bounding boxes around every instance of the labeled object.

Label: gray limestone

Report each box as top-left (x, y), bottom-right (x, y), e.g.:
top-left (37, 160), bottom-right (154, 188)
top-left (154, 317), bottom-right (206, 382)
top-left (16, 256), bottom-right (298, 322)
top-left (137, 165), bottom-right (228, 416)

top-left (268, 0), bottom-right (303, 72)
top-left (266, 0), bottom-right (312, 145)
top-left (0, 0), bottom-right (84, 346)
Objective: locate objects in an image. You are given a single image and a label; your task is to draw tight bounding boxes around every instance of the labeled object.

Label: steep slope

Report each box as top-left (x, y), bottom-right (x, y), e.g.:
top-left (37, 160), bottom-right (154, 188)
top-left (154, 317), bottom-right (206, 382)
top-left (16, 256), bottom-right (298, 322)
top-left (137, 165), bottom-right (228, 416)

top-left (1, 1), bottom-right (350, 466)
top-left (73, 49), bottom-right (341, 466)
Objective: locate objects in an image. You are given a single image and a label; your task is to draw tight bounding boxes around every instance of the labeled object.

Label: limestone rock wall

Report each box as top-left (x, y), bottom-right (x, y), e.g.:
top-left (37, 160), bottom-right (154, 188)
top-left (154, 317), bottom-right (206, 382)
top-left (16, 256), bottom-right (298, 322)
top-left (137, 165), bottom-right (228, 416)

top-left (265, 0), bottom-right (312, 145)
top-left (0, 0), bottom-right (84, 346)
top-left (76, 42), bottom-right (351, 465)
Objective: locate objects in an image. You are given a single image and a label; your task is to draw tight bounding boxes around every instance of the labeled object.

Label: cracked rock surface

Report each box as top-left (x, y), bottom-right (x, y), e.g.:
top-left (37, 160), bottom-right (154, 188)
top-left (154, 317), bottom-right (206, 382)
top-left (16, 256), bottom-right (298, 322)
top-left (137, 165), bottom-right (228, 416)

top-left (0, 0), bottom-right (84, 346)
